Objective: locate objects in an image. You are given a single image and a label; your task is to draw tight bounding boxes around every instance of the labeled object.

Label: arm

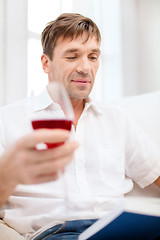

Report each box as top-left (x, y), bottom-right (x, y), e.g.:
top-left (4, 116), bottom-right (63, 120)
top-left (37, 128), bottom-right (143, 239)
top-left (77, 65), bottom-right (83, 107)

top-left (154, 176), bottom-right (160, 187)
top-left (0, 129), bottom-right (78, 208)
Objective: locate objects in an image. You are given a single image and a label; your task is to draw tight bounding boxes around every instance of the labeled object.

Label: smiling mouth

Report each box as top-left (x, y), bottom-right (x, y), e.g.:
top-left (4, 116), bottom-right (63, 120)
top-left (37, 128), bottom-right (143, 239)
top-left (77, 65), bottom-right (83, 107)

top-left (72, 79), bottom-right (90, 84)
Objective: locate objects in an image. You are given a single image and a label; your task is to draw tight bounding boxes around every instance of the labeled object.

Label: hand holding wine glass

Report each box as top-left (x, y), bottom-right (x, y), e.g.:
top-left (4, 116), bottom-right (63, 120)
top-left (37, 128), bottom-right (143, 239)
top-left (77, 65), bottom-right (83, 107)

top-left (30, 77), bottom-right (75, 213)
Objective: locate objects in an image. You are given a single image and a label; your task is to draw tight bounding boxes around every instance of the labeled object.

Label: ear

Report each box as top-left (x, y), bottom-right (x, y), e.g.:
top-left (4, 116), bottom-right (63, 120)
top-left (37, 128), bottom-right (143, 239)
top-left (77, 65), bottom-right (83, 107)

top-left (41, 54), bottom-right (50, 74)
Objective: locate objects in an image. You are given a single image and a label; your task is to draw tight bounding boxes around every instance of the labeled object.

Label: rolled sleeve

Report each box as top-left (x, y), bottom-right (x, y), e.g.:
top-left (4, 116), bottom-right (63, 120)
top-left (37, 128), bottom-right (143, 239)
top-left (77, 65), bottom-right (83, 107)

top-left (125, 115), bottom-right (160, 188)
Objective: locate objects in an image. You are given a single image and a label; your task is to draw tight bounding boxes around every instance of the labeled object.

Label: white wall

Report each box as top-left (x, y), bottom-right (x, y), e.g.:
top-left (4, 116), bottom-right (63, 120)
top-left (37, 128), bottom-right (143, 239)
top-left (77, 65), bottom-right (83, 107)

top-left (138, 0), bottom-right (160, 93)
top-left (121, 0), bottom-right (160, 96)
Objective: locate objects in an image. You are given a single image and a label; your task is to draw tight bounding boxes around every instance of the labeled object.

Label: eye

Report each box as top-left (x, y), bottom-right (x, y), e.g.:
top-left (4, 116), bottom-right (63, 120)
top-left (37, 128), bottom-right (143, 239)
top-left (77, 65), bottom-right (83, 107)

top-left (89, 54), bottom-right (98, 61)
top-left (66, 56), bottom-right (77, 60)
top-left (90, 56), bottom-right (97, 60)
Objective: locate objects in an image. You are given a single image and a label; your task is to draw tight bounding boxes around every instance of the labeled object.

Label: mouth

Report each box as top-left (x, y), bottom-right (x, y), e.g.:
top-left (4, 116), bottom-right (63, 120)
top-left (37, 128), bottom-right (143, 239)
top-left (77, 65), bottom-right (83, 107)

top-left (71, 79), bottom-right (91, 86)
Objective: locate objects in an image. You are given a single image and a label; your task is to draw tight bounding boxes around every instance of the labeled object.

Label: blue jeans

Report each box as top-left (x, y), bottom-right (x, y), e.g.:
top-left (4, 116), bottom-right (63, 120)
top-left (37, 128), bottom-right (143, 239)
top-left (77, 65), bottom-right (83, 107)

top-left (34, 219), bottom-right (97, 240)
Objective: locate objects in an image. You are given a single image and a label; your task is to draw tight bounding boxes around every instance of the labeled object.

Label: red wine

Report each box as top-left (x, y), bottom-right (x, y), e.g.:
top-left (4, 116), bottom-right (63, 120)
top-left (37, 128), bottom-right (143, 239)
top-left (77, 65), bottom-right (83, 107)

top-left (32, 119), bottom-right (72, 148)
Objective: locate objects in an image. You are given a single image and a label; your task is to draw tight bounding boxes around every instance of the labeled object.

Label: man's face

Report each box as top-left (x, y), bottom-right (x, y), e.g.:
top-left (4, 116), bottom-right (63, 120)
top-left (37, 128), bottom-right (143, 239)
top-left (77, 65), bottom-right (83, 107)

top-left (44, 33), bottom-right (100, 102)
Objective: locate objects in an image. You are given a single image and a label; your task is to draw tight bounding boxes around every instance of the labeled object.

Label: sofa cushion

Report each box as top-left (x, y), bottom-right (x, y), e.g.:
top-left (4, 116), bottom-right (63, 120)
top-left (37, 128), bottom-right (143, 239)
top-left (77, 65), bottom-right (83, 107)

top-left (115, 91), bottom-right (160, 197)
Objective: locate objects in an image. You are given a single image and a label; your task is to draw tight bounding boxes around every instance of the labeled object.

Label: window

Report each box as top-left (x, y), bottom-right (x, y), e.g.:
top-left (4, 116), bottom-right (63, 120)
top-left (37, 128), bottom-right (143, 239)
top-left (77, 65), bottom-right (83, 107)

top-left (27, 0), bottom-right (73, 96)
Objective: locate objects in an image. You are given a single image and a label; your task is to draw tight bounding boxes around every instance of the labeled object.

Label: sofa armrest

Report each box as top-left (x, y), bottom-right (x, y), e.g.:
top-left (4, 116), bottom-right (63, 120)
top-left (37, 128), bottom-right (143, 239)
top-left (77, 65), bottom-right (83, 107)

top-left (0, 220), bottom-right (24, 240)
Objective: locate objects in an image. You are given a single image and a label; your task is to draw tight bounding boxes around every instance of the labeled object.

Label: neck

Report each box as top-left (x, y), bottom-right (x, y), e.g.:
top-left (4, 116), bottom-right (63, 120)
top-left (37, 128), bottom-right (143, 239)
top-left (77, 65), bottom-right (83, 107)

top-left (71, 99), bottom-right (85, 129)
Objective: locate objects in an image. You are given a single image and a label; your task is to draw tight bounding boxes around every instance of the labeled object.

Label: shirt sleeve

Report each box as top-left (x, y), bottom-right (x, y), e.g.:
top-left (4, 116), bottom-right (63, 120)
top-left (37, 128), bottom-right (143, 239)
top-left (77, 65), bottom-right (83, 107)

top-left (125, 114), bottom-right (160, 188)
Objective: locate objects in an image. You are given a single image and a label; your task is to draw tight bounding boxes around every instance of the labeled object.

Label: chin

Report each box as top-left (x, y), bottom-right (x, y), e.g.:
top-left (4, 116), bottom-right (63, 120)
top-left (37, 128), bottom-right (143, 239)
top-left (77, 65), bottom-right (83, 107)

top-left (69, 92), bottom-right (90, 101)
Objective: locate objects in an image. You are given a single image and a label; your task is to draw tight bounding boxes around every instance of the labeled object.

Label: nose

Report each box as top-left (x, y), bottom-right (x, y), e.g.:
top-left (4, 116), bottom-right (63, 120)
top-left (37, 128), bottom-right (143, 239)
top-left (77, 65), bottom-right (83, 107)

top-left (76, 57), bottom-right (91, 74)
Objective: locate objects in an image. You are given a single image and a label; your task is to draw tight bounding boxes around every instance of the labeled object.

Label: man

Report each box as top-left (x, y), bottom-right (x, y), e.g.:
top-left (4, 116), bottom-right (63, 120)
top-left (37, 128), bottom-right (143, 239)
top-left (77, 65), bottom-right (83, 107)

top-left (0, 13), bottom-right (160, 240)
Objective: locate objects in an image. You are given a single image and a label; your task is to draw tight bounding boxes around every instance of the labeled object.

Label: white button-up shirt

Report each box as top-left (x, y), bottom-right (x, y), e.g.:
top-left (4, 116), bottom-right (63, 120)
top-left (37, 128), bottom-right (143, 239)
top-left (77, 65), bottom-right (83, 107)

top-left (0, 87), bottom-right (160, 239)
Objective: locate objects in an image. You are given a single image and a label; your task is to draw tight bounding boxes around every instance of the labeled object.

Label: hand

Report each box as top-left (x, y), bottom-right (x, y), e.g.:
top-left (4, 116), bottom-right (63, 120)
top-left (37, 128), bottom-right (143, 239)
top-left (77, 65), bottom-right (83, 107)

top-left (154, 176), bottom-right (160, 188)
top-left (1, 129), bottom-right (78, 184)
top-left (0, 129), bottom-right (78, 207)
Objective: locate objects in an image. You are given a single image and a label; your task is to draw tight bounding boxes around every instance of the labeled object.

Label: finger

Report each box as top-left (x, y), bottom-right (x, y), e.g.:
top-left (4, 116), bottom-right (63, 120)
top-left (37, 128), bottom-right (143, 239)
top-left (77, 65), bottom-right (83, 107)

top-left (46, 141), bottom-right (78, 160)
top-left (26, 141), bottom-right (78, 164)
top-left (23, 159), bottom-right (67, 184)
top-left (15, 129), bottom-right (70, 149)
top-left (20, 170), bottom-right (59, 184)
top-left (37, 155), bottom-right (73, 173)
top-left (28, 162), bottom-right (60, 177)
top-left (29, 172), bottom-right (59, 184)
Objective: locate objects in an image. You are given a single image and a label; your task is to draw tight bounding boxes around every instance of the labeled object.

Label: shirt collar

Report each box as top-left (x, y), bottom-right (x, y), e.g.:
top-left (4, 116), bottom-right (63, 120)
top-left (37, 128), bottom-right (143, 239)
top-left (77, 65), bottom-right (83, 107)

top-left (33, 86), bottom-right (103, 115)
top-left (83, 97), bottom-right (103, 115)
top-left (33, 86), bottom-right (53, 112)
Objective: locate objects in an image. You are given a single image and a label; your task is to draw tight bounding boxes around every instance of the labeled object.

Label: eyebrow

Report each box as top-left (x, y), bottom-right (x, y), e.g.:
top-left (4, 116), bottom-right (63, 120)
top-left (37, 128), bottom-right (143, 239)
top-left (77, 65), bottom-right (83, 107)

top-left (63, 48), bottom-right (101, 55)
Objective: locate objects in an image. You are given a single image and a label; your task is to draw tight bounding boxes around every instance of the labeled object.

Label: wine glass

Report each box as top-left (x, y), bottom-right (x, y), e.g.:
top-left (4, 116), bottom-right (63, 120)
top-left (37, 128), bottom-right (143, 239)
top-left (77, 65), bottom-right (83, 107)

top-left (30, 79), bottom-right (75, 213)
top-left (31, 81), bottom-right (74, 148)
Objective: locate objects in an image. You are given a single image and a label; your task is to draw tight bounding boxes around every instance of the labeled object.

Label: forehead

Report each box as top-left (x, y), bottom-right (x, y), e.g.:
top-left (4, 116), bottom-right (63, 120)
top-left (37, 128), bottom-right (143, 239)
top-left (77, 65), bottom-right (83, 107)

top-left (54, 33), bottom-right (100, 52)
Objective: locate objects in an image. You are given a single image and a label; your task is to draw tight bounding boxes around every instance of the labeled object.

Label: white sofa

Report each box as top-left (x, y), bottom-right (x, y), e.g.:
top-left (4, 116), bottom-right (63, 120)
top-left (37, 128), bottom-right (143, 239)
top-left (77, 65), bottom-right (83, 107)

top-left (116, 91), bottom-right (160, 198)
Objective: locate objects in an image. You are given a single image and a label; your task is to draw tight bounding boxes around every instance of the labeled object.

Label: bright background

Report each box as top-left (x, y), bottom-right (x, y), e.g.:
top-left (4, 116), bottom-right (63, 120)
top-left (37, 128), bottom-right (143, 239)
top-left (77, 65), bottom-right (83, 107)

top-left (0, 0), bottom-right (160, 106)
